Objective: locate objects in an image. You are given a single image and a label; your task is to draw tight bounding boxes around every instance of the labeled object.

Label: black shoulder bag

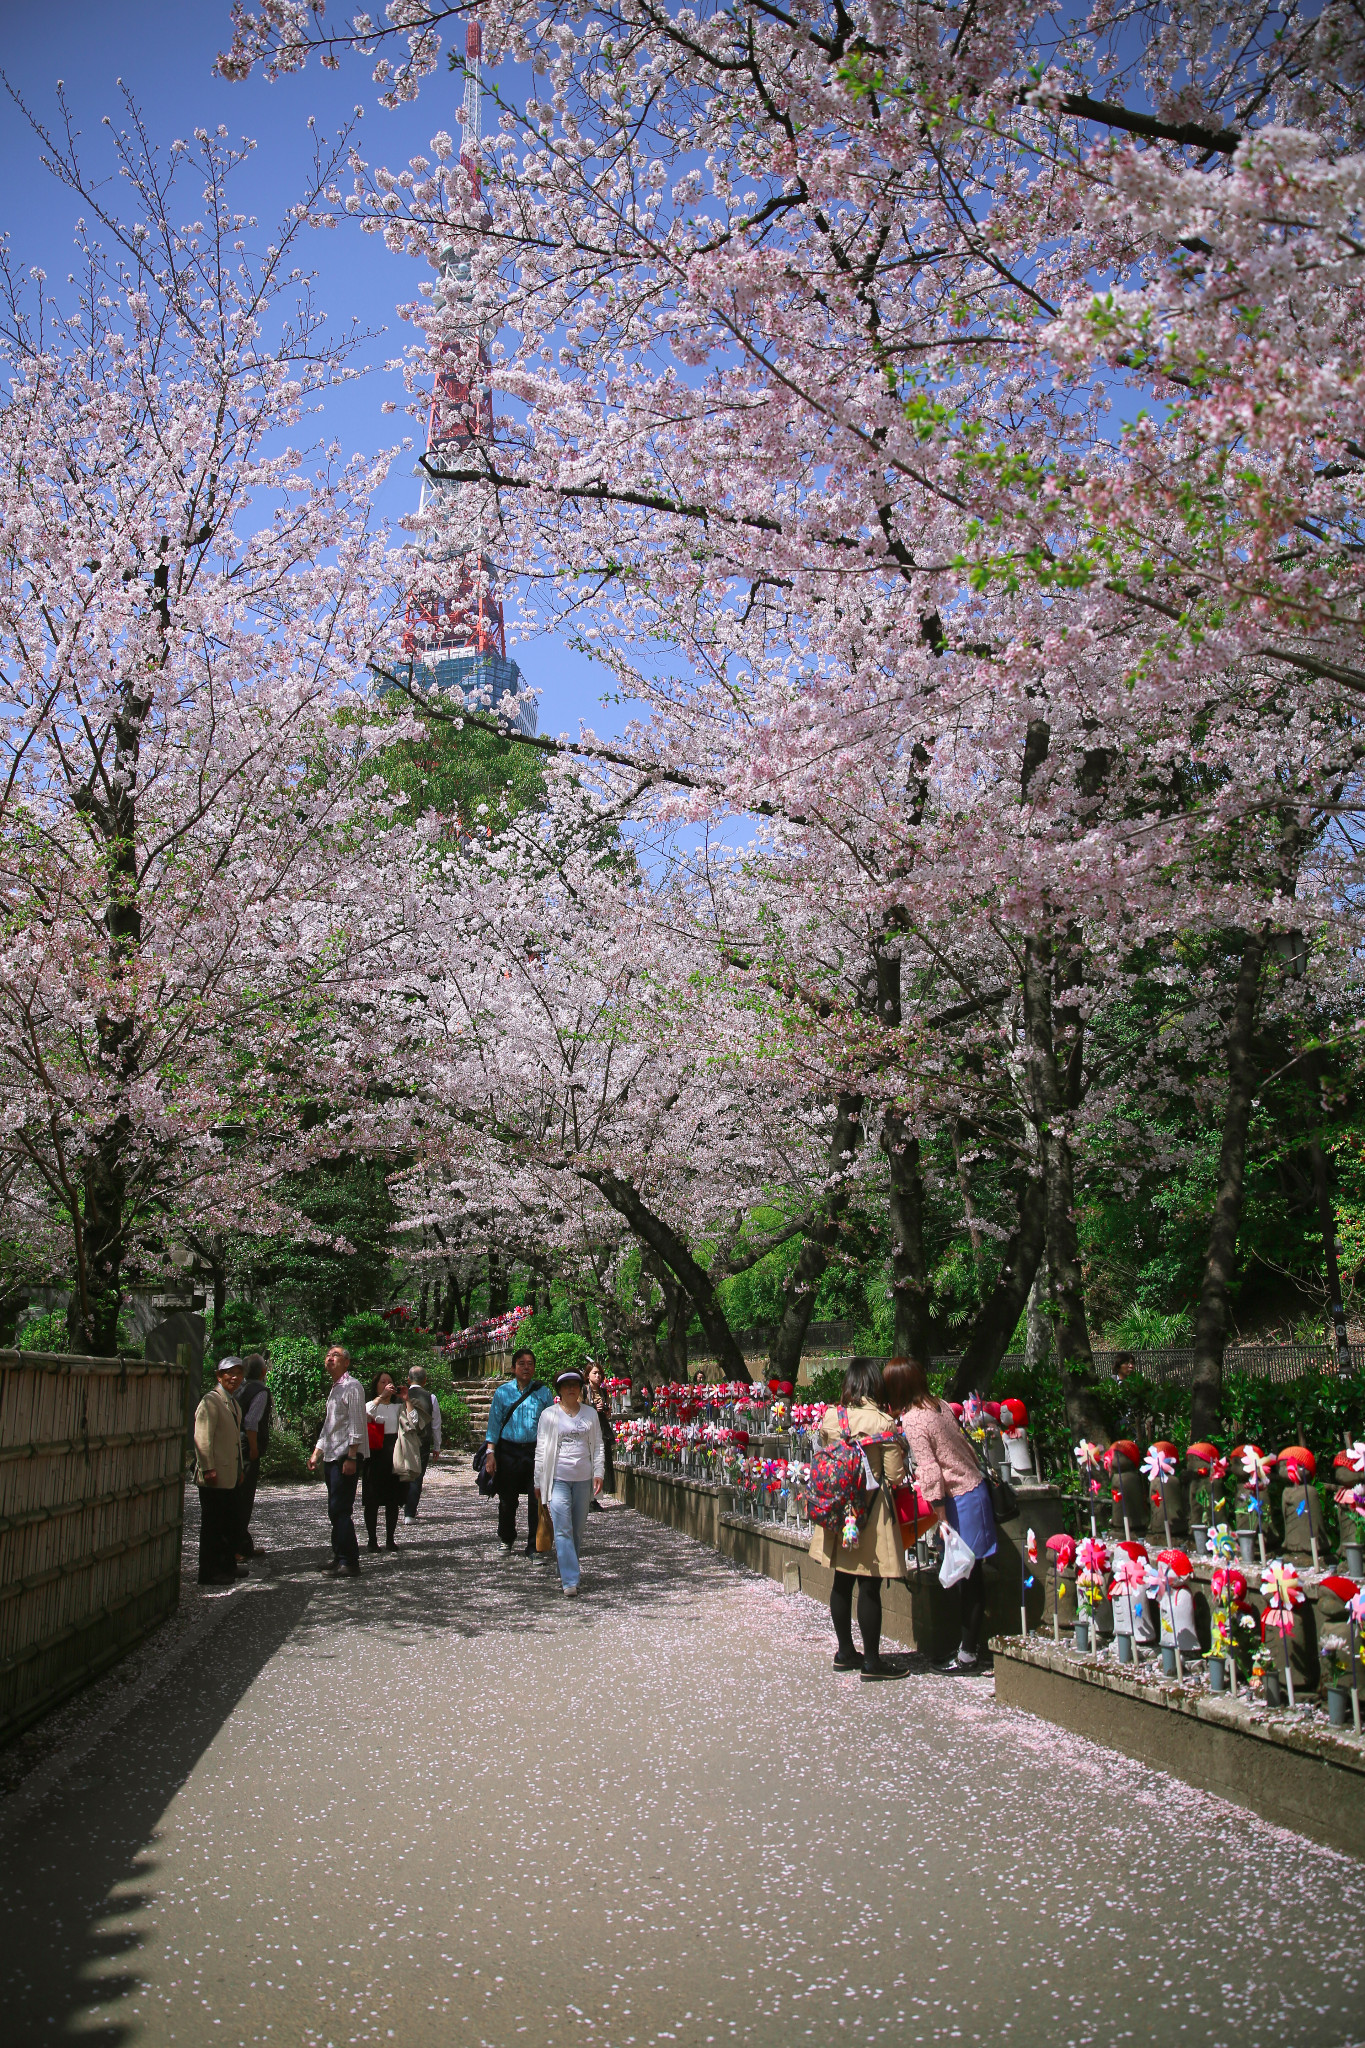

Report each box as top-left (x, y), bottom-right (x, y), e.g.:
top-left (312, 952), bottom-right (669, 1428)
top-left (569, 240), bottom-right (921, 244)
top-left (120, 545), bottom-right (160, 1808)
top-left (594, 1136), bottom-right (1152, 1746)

top-left (473, 1382), bottom-right (539, 1496)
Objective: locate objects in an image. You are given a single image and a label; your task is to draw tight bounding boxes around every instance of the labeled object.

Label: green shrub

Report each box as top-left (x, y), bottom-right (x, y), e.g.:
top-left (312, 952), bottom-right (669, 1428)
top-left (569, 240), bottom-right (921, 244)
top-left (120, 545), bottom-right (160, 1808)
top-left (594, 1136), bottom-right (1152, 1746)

top-left (260, 1416), bottom-right (314, 1483)
top-left (437, 1388), bottom-right (472, 1449)
top-left (1105, 1305), bottom-right (1193, 1349)
top-left (267, 1334), bottom-right (330, 1431)
top-left (17, 1309), bottom-right (66, 1353)
top-left (328, 1310), bottom-right (435, 1391)
top-left (209, 1298), bottom-right (270, 1366)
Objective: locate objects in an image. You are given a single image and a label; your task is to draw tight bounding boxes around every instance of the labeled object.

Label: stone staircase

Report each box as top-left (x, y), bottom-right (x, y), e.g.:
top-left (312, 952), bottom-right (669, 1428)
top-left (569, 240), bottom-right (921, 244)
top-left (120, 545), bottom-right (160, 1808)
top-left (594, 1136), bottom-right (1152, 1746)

top-left (449, 1376), bottom-right (500, 1445)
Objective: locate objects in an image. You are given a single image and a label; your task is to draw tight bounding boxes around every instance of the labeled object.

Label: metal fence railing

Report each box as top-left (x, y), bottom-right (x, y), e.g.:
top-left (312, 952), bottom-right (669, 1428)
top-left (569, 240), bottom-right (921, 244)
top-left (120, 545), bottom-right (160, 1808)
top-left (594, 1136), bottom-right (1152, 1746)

top-left (0, 1349), bottom-right (190, 1745)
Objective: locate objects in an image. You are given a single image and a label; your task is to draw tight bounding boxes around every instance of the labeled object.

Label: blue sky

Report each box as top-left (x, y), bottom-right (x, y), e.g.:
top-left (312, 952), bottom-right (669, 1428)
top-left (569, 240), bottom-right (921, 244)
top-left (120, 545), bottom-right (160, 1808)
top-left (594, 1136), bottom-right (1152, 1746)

top-left (0, 0), bottom-right (625, 744)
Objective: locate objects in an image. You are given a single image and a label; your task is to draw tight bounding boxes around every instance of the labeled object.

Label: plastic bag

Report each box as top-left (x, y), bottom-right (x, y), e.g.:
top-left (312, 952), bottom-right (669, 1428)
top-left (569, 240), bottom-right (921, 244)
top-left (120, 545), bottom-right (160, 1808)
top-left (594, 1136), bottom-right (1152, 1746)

top-left (938, 1521), bottom-right (976, 1589)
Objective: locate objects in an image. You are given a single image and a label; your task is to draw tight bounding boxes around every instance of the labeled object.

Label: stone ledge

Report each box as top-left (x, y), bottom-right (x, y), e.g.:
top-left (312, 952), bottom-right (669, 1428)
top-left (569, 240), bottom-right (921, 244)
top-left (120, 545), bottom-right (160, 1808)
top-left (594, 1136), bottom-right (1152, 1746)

top-left (993, 1636), bottom-right (1365, 1857)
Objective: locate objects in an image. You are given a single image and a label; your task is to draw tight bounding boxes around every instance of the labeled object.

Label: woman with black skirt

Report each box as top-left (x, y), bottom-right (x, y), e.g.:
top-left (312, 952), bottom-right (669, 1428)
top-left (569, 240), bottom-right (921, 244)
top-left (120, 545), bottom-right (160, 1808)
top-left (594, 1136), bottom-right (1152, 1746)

top-left (363, 1370), bottom-right (405, 1550)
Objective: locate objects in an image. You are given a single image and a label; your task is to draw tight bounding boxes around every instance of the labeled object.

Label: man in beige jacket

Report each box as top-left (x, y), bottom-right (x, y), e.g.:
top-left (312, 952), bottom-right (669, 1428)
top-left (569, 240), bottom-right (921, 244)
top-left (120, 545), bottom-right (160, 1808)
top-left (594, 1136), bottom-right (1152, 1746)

top-left (194, 1356), bottom-right (245, 1586)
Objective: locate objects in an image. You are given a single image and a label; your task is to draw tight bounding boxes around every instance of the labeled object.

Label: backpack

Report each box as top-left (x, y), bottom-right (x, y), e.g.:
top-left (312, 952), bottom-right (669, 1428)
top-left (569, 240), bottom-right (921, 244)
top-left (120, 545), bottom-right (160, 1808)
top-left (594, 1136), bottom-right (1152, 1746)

top-left (807, 1406), bottom-right (882, 1549)
top-left (407, 1384), bottom-right (435, 1448)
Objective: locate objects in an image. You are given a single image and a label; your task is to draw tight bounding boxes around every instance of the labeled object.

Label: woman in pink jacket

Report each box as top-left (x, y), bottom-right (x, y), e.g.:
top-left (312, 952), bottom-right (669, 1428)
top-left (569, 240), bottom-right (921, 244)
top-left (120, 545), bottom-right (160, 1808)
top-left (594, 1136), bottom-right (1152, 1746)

top-left (883, 1359), bottom-right (995, 1672)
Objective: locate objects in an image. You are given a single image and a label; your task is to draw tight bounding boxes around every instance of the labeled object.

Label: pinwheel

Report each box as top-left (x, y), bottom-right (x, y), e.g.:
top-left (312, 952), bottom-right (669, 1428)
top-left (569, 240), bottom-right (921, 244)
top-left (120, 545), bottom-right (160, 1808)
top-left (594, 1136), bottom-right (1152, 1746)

top-left (1239, 1446), bottom-right (1274, 1567)
top-left (962, 1393), bottom-right (985, 1435)
top-left (1260, 1561), bottom-right (1306, 1706)
top-left (1347, 1593), bottom-right (1365, 1728)
top-left (1021, 1528), bottom-right (1038, 1639)
top-left (1348, 1442), bottom-right (1365, 1477)
top-left (1046, 1533), bottom-right (1076, 1642)
top-left (1142, 1446), bottom-right (1175, 1483)
top-left (1206, 1523), bottom-right (1237, 1563)
top-left (1108, 1547), bottom-right (1147, 1661)
top-left (1073, 1439), bottom-right (1107, 1533)
top-left (1151, 1551), bottom-right (1194, 1678)
top-left (1072, 1535), bottom-right (1110, 1651)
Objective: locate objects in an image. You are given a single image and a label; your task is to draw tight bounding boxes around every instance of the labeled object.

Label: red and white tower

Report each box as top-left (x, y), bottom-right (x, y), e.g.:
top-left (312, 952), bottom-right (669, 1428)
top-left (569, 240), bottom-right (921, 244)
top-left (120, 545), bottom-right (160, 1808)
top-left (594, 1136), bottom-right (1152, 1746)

top-left (406, 18), bottom-right (534, 733)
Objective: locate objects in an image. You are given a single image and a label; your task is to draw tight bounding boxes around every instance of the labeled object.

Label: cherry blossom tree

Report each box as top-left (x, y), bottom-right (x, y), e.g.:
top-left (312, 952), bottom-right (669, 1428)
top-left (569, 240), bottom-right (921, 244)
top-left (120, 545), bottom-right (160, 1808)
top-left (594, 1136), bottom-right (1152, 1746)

top-left (225, 2), bottom-right (1365, 1423)
top-left (0, 97), bottom-right (403, 1351)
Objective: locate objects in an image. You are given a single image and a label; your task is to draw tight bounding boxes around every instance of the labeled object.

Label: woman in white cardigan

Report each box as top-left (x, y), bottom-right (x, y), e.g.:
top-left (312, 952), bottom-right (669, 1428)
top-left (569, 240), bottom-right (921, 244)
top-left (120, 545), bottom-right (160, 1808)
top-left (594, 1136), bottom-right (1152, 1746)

top-left (534, 1369), bottom-right (605, 1596)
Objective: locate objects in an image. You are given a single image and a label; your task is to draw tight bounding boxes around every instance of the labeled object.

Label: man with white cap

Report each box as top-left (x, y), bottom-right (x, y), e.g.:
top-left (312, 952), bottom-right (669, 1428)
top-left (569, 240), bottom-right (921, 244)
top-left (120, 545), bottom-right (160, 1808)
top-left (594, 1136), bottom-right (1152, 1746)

top-left (193, 1356), bottom-right (246, 1586)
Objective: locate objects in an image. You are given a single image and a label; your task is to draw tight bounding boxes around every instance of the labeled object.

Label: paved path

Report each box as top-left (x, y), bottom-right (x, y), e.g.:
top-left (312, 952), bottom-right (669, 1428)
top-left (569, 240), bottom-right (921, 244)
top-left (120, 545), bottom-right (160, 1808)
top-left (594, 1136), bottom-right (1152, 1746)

top-left (0, 1468), bottom-right (1360, 2048)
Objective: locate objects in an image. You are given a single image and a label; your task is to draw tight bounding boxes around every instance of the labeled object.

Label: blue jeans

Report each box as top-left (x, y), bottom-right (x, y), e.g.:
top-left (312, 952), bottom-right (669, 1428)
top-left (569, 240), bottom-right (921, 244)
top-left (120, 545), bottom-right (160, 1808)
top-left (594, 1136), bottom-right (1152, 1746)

top-left (325, 1458), bottom-right (361, 1567)
top-left (548, 1478), bottom-right (593, 1589)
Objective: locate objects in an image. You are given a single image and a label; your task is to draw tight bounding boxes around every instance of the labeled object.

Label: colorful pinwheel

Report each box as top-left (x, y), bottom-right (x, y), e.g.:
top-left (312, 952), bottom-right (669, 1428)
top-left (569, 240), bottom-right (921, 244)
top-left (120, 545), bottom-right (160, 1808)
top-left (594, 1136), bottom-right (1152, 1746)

top-left (1206, 1522), bottom-right (1237, 1562)
top-left (1110, 1549), bottom-right (1147, 1596)
top-left (1349, 1591), bottom-right (1365, 1630)
top-left (1348, 1441), bottom-right (1365, 1477)
top-left (1210, 1565), bottom-right (1247, 1604)
top-left (1074, 1440), bottom-right (1104, 1472)
top-left (1141, 1446), bottom-right (1175, 1483)
top-left (1260, 1561), bottom-right (1304, 1634)
top-left (1242, 1446), bottom-right (1274, 1487)
top-left (1046, 1532), bottom-right (1076, 1569)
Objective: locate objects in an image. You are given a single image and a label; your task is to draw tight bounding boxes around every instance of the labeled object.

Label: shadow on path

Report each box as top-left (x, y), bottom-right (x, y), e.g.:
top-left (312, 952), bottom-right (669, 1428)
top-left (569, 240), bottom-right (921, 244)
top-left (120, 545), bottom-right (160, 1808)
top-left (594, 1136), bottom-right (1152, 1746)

top-left (0, 1580), bottom-right (311, 2045)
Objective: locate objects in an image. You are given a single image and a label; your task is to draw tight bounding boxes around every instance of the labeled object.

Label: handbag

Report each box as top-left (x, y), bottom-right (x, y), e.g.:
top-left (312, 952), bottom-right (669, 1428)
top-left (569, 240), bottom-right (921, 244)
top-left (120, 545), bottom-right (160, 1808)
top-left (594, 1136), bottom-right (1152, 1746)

top-left (393, 1411), bottom-right (422, 1479)
top-left (535, 1500), bottom-right (555, 1553)
top-left (367, 1417), bottom-right (385, 1451)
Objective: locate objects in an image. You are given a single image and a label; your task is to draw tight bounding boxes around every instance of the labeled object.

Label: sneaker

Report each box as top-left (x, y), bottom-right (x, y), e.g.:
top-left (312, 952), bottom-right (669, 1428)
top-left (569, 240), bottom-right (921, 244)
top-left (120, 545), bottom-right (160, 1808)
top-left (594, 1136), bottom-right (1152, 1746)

top-left (316, 1559), bottom-right (341, 1576)
top-left (832, 1653), bottom-right (862, 1676)
top-left (956, 1648), bottom-right (981, 1671)
top-left (932, 1655), bottom-right (962, 1673)
top-left (861, 1660), bottom-right (911, 1683)
top-left (563, 1584), bottom-right (580, 1598)
top-left (403, 1513), bottom-right (416, 1524)
top-left (497, 1542), bottom-right (513, 1556)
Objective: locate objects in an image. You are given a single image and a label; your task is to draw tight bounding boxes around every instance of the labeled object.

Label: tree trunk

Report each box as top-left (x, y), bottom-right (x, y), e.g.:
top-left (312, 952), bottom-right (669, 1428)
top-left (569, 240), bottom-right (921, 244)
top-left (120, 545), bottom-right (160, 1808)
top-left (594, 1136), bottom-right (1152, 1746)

top-left (949, 1174), bottom-right (1047, 1398)
top-left (882, 1108), bottom-right (931, 1362)
top-left (664, 1277), bottom-right (691, 1380)
top-left (1024, 1255), bottom-right (1051, 1373)
top-left (487, 1248), bottom-right (509, 1319)
top-left (952, 1120), bottom-right (987, 1288)
top-left (589, 1170), bottom-right (751, 1381)
top-left (1189, 927), bottom-right (1268, 1440)
top-left (767, 1091), bottom-right (863, 1380)
top-left (71, 1127), bottom-right (130, 1355)
top-left (1022, 931), bottom-right (1106, 1441)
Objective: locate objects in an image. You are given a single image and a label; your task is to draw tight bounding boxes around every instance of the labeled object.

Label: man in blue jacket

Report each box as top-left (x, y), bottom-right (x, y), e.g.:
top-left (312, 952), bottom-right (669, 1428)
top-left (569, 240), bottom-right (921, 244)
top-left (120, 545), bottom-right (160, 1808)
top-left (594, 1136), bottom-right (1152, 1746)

top-left (483, 1347), bottom-right (554, 1555)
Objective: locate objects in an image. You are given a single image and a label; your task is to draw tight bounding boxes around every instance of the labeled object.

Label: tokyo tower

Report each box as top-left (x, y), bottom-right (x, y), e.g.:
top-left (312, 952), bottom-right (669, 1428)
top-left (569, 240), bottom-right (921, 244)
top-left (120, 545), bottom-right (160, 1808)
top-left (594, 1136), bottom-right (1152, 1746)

top-left (405, 17), bottom-right (535, 735)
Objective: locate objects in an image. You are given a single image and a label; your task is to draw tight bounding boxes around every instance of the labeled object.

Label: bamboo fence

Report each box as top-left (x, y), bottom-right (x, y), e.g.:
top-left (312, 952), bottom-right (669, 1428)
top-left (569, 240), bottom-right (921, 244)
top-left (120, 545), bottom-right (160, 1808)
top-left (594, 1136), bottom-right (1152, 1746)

top-left (0, 1348), bottom-right (190, 1746)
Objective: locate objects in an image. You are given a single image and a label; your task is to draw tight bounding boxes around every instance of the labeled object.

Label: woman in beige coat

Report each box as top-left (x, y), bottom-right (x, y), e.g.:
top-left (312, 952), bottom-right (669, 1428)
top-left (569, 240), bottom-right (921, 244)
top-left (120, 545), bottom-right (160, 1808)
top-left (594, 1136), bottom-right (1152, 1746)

top-left (808, 1359), bottom-right (910, 1681)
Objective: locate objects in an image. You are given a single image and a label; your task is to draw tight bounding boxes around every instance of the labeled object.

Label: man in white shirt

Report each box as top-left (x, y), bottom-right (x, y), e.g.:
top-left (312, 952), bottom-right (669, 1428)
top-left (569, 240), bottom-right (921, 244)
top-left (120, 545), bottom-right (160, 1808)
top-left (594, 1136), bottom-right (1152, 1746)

top-left (308, 1346), bottom-right (367, 1575)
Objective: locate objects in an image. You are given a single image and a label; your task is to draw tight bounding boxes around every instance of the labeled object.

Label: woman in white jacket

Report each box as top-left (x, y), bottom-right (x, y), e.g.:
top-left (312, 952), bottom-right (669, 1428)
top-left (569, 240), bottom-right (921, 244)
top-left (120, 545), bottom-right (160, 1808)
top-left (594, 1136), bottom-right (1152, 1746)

top-left (534, 1369), bottom-right (605, 1596)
